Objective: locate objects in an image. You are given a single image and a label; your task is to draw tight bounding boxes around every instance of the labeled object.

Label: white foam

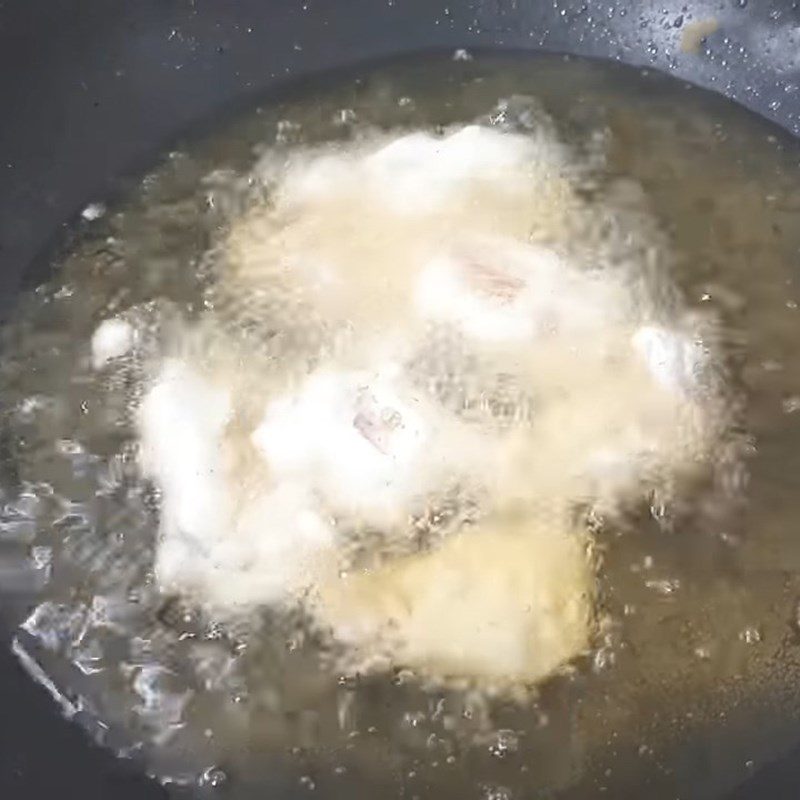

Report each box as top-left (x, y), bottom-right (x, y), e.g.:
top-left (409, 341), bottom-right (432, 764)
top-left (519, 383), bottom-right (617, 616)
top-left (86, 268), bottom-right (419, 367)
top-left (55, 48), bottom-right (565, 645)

top-left (415, 241), bottom-right (624, 343)
top-left (138, 360), bottom-right (232, 549)
top-left (138, 360), bottom-right (335, 607)
top-left (279, 125), bottom-right (546, 216)
top-left (252, 366), bottom-right (458, 526)
top-left (91, 317), bottom-right (135, 369)
top-left (364, 126), bottom-right (536, 213)
top-left (633, 325), bottom-right (706, 397)
top-left (81, 202), bottom-right (106, 221)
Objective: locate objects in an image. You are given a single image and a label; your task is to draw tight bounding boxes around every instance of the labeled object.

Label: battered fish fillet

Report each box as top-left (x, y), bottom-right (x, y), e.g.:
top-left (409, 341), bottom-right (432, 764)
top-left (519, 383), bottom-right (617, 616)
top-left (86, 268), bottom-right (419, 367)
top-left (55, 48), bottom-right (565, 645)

top-left (317, 514), bottom-right (595, 682)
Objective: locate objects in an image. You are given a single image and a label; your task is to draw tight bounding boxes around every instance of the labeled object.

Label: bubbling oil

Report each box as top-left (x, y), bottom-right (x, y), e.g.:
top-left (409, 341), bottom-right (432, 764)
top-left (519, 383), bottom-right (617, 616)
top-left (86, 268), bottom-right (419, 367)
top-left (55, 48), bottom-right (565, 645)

top-left (1, 53), bottom-right (799, 799)
top-left (133, 114), bottom-right (728, 692)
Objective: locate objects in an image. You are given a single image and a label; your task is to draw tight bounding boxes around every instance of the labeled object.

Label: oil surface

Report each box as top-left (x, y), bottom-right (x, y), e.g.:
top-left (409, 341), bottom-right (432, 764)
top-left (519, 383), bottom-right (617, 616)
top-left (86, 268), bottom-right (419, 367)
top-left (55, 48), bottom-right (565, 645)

top-left (2, 52), bottom-right (800, 799)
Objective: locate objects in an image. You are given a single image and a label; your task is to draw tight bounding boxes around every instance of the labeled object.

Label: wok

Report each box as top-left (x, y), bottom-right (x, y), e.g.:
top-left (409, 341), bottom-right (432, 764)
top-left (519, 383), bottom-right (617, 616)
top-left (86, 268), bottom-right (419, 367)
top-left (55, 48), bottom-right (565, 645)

top-left (1, 0), bottom-right (800, 797)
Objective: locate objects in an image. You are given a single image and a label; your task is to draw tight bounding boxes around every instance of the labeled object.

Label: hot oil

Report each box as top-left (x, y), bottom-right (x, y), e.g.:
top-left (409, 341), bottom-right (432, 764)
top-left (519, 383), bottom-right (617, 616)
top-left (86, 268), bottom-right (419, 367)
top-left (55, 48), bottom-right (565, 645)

top-left (1, 52), bottom-right (800, 799)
